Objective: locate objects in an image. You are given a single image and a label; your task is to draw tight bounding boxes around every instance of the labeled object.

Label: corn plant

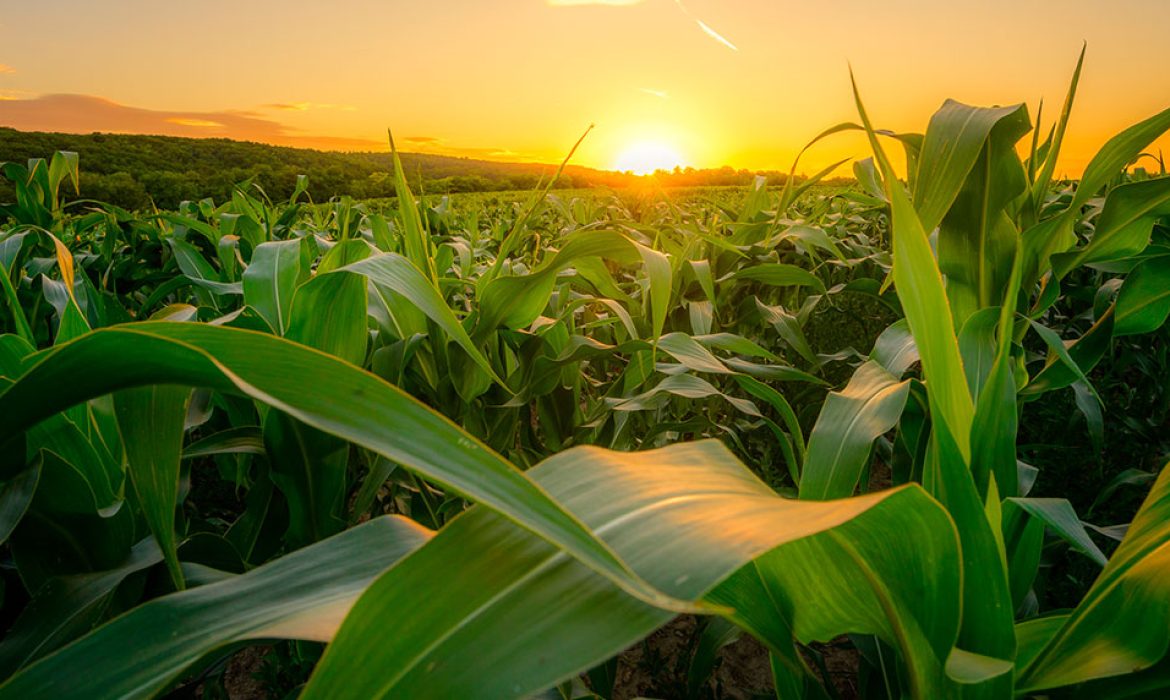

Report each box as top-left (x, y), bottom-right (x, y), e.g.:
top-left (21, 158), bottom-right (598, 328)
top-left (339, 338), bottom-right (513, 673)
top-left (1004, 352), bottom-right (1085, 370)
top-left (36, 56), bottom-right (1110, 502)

top-left (0, 54), bottom-right (1169, 699)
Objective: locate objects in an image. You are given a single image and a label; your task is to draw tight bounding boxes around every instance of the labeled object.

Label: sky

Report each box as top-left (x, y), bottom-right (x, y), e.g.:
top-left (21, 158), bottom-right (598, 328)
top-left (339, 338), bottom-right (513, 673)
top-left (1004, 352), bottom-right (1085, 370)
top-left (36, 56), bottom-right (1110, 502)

top-left (1, 0), bottom-right (1169, 175)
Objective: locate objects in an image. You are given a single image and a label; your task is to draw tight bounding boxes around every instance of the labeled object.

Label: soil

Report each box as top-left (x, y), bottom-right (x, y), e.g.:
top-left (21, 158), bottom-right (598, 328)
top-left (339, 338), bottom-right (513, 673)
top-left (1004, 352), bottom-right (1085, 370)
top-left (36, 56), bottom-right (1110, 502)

top-left (185, 646), bottom-right (270, 700)
top-left (220, 647), bottom-right (270, 700)
top-left (198, 625), bottom-right (865, 700)
top-left (607, 616), bottom-right (865, 699)
top-left (610, 616), bottom-right (775, 700)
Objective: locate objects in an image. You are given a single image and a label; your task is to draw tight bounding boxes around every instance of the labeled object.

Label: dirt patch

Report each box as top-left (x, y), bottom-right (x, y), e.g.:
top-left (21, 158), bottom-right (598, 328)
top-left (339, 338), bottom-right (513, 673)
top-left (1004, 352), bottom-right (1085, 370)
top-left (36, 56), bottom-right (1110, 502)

top-left (610, 616), bottom-right (775, 699)
top-left (806, 637), bottom-right (860, 699)
top-left (222, 646), bottom-right (270, 699)
top-left (187, 646), bottom-right (269, 700)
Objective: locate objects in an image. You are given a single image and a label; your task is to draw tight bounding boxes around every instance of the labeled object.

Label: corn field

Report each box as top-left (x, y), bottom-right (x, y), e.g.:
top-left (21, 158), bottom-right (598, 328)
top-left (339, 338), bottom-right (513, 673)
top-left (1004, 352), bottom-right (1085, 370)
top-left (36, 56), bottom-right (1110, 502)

top-left (1, 57), bottom-right (1169, 699)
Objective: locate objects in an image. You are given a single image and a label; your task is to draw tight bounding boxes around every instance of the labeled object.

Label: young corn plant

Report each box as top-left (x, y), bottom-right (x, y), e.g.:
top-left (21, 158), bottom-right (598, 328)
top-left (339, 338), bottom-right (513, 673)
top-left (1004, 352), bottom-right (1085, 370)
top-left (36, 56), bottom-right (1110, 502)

top-left (0, 55), bottom-right (1168, 699)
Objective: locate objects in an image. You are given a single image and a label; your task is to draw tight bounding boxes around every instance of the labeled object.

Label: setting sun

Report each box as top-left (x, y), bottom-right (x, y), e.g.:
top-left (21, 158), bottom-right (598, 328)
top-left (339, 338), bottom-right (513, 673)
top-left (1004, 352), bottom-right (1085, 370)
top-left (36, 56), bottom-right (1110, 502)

top-left (613, 141), bottom-right (686, 175)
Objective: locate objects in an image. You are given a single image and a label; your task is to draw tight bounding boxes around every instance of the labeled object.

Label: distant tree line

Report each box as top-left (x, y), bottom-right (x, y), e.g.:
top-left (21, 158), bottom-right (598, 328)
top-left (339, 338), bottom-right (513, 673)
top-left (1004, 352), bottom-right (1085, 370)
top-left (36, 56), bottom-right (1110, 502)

top-left (0, 128), bottom-right (835, 210)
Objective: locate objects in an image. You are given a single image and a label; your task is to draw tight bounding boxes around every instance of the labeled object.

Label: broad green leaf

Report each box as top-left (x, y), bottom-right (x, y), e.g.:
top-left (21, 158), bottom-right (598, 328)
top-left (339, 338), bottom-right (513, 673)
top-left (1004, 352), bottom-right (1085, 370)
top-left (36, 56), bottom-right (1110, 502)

top-left (853, 74), bottom-right (1015, 670)
top-left (1018, 462), bottom-right (1170, 691)
top-left (0, 459), bottom-right (39, 544)
top-left (638, 242), bottom-right (672, 341)
top-left (113, 385), bottom-right (191, 590)
top-left (286, 271), bottom-right (369, 366)
top-left (241, 237), bottom-right (312, 334)
top-left (776, 224), bottom-right (846, 261)
top-left (1005, 498), bottom-right (1107, 566)
top-left (317, 238), bottom-right (375, 273)
top-left (0, 538), bottom-right (161, 679)
top-left (264, 410), bottom-right (347, 548)
top-left (27, 417), bottom-right (120, 516)
top-left (799, 361), bottom-right (910, 500)
top-left (342, 253), bottom-right (503, 387)
top-left (656, 333), bottom-right (733, 374)
top-left (181, 427), bottom-right (264, 459)
top-left (933, 103), bottom-right (1030, 327)
top-left (852, 85), bottom-right (973, 459)
top-left (1051, 177), bottom-right (1170, 278)
top-left (0, 263), bottom-right (34, 345)
top-left (1073, 107), bottom-right (1170, 212)
top-left (733, 374), bottom-right (805, 475)
top-left (689, 259), bottom-right (717, 303)
top-left (1114, 256), bottom-right (1170, 336)
top-left (148, 304), bottom-right (198, 322)
top-left (1023, 311), bottom-right (1114, 395)
top-left (958, 308), bottom-right (1001, 400)
top-left (914, 100), bottom-right (1029, 238)
top-left (610, 373), bottom-right (760, 417)
top-left (0, 516), bottom-right (432, 699)
top-left (733, 264), bottom-right (826, 293)
top-left (1003, 500), bottom-right (1045, 609)
top-left (168, 238), bottom-right (240, 300)
top-left (755, 299), bottom-right (818, 366)
top-left (694, 333), bottom-right (782, 362)
top-left (304, 441), bottom-right (961, 699)
top-left (970, 246), bottom-right (1025, 500)
top-left (870, 319), bottom-right (919, 376)
top-left (475, 231), bottom-right (642, 336)
top-left (0, 323), bottom-right (701, 612)
top-left (46, 151), bottom-right (80, 210)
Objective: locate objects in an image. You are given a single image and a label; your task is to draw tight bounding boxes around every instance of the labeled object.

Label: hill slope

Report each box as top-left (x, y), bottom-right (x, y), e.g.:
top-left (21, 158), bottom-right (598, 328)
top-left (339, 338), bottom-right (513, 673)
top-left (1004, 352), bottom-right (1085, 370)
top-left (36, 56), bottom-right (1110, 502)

top-left (0, 128), bottom-right (797, 209)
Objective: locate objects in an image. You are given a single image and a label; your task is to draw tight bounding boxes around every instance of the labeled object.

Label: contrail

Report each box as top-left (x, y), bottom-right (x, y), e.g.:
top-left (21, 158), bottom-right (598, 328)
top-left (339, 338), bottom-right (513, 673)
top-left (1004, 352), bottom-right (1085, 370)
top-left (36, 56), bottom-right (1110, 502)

top-left (674, 0), bottom-right (739, 51)
top-left (546, 0), bottom-right (739, 51)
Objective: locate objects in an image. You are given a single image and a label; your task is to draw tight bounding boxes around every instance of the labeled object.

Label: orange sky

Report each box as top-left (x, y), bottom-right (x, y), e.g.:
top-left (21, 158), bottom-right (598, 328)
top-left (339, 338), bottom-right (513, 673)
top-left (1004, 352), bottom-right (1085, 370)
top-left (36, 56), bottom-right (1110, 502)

top-left (1, 1), bottom-right (1169, 175)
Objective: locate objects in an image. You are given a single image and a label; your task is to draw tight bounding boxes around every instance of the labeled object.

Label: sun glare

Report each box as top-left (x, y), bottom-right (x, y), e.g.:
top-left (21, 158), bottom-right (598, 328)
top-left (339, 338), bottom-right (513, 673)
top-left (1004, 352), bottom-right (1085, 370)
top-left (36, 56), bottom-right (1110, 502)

top-left (613, 141), bottom-right (686, 175)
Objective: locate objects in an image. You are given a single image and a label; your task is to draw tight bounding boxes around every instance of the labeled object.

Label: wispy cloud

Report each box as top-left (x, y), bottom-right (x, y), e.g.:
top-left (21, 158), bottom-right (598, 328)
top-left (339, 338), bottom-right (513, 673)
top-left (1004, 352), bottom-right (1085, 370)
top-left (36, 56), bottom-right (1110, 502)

top-left (0, 64), bottom-right (15, 75)
top-left (0, 89), bottom-right (36, 101)
top-left (260, 102), bottom-right (356, 112)
top-left (547, 0), bottom-right (645, 5)
top-left (403, 136), bottom-right (441, 144)
top-left (639, 87), bottom-right (670, 99)
top-left (166, 117), bottom-right (225, 128)
top-left (0, 94), bottom-right (382, 151)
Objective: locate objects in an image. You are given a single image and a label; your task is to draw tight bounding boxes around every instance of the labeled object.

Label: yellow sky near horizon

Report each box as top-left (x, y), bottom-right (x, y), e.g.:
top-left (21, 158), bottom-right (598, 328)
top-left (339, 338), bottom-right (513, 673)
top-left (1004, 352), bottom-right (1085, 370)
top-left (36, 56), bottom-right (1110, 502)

top-left (1, 0), bottom-right (1169, 177)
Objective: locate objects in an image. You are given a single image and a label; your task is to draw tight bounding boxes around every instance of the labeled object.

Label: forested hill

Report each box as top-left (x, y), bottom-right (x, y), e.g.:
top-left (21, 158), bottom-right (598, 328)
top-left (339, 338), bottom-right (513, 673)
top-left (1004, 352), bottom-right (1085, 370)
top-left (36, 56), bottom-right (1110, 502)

top-left (0, 128), bottom-right (799, 209)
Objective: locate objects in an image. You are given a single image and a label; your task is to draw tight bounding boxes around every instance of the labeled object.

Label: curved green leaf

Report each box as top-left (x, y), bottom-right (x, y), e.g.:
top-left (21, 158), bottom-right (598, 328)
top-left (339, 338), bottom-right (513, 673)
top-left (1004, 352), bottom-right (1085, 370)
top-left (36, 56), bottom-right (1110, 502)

top-left (303, 441), bottom-right (961, 699)
top-left (113, 385), bottom-right (191, 589)
top-left (0, 516), bottom-right (432, 699)
top-left (1018, 462), bottom-right (1170, 691)
top-left (0, 323), bottom-right (698, 613)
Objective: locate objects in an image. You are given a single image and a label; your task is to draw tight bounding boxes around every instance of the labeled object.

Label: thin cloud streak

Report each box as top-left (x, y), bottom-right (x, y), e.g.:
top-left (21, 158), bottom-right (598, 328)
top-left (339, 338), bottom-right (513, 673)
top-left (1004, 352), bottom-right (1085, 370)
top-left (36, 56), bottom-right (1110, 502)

top-left (549, 0), bottom-right (738, 51)
top-left (673, 0), bottom-right (739, 51)
top-left (694, 18), bottom-right (738, 51)
top-left (261, 102), bottom-right (357, 112)
top-left (166, 117), bottom-right (225, 128)
top-left (0, 64), bottom-right (15, 75)
top-left (639, 87), bottom-right (670, 99)
top-left (546, 0), bottom-right (645, 5)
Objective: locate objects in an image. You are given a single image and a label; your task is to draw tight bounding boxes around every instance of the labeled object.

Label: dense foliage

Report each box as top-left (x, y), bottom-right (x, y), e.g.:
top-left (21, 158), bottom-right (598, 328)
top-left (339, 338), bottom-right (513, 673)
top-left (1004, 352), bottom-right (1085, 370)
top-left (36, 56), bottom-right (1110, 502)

top-left (0, 57), bottom-right (1169, 699)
